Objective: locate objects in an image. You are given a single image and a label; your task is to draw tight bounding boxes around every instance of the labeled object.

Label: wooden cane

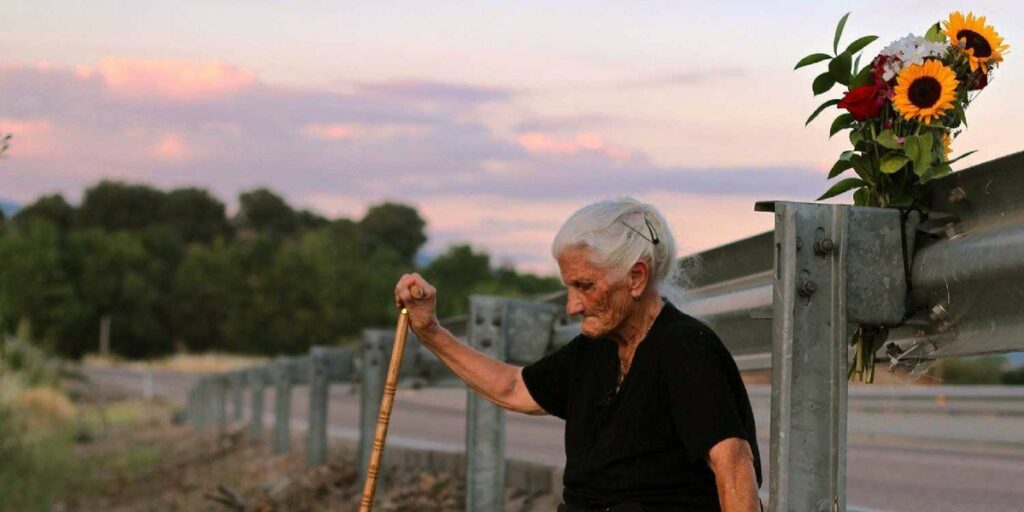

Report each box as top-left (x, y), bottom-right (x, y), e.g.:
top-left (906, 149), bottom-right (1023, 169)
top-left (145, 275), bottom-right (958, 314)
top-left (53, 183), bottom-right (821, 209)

top-left (359, 284), bottom-right (425, 511)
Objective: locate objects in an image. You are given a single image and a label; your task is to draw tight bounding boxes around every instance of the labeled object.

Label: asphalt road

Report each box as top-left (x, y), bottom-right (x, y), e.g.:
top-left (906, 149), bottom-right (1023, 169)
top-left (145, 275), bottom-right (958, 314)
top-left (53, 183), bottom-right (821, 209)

top-left (85, 366), bottom-right (1024, 512)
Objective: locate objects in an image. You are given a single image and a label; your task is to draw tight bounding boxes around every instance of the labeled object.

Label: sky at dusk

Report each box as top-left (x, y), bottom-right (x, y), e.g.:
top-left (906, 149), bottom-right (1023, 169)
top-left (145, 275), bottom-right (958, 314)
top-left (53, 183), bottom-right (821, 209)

top-left (3, 0), bottom-right (1022, 273)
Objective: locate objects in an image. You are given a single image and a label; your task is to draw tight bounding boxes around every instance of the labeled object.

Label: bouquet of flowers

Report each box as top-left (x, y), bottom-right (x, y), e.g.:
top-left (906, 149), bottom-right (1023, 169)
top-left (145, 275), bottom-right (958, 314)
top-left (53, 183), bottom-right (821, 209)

top-left (798, 11), bottom-right (1008, 382)
top-left (797, 11), bottom-right (1008, 208)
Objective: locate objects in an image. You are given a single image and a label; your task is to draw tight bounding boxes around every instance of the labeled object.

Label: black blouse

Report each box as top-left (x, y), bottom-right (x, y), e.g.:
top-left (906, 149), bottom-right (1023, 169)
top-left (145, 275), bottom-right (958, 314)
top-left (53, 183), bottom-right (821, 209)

top-left (522, 302), bottom-right (762, 511)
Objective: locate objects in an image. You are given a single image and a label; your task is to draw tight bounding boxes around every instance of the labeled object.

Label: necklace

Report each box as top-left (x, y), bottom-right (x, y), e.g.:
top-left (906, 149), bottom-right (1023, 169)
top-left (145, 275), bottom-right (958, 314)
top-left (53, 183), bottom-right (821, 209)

top-left (614, 304), bottom-right (661, 392)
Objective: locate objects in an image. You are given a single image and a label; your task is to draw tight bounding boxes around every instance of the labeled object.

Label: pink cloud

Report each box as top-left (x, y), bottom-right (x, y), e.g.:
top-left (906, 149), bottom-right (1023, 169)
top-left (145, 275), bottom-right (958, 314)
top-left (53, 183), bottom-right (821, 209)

top-left (0, 118), bottom-right (55, 157)
top-left (303, 123), bottom-right (358, 141)
top-left (302, 122), bottom-right (430, 141)
top-left (75, 57), bottom-right (255, 102)
top-left (150, 134), bottom-right (194, 162)
top-left (517, 131), bottom-right (632, 161)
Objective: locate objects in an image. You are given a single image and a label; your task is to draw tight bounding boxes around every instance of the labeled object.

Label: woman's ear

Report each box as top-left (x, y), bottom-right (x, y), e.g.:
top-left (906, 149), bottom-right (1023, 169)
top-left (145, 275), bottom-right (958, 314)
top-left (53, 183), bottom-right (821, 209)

top-left (629, 260), bottom-right (650, 298)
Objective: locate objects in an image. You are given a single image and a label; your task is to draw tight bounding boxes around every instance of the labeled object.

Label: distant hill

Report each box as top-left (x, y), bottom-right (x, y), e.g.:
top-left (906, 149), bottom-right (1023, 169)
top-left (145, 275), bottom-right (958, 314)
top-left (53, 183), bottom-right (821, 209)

top-left (0, 199), bottom-right (20, 217)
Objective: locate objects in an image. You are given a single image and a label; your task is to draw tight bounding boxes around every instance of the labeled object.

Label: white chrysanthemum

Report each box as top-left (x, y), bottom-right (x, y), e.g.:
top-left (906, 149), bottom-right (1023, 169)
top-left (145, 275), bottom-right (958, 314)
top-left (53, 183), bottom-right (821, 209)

top-left (879, 34), bottom-right (948, 81)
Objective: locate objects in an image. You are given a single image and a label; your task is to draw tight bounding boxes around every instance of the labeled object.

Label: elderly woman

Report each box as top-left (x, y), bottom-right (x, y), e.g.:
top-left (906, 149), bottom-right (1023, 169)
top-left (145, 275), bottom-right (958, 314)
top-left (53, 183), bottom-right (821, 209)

top-left (394, 198), bottom-right (761, 512)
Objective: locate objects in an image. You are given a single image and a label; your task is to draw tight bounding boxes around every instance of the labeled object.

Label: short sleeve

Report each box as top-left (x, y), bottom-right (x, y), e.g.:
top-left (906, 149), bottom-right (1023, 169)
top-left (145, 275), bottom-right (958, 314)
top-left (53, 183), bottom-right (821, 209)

top-left (663, 327), bottom-right (749, 463)
top-left (521, 336), bottom-right (581, 419)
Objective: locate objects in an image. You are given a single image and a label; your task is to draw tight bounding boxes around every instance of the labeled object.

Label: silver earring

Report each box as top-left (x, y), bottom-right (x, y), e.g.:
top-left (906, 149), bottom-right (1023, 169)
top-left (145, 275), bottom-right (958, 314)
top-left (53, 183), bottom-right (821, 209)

top-left (632, 295), bottom-right (640, 301)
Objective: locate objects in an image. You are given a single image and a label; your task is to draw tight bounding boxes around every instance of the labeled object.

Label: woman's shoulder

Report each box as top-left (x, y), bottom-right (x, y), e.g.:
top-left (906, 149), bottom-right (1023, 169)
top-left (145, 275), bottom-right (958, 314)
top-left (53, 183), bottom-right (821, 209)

top-left (654, 303), bottom-right (728, 358)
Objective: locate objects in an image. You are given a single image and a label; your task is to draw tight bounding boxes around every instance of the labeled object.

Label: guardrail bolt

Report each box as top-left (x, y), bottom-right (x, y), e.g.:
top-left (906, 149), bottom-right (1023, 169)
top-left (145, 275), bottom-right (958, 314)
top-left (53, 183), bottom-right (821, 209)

top-left (948, 186), bottom-right (967, 204)
top-left (799, 279), bottom-right (817, 297)
top-left (944, 222), bottom-right (959, 239)
top-left (813, 238), bottom-right (834, 256)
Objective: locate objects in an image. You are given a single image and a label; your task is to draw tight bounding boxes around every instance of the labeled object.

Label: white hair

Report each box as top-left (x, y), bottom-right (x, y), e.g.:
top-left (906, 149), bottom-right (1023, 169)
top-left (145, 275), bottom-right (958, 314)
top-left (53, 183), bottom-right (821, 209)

top-left (551, 197), bottom-right (691, 304)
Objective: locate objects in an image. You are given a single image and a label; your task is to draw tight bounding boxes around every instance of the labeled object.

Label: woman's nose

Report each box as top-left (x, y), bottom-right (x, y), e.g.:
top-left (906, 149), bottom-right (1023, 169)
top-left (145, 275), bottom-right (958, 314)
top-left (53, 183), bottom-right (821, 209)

top-left (566, 289), bottom-right (584, 316)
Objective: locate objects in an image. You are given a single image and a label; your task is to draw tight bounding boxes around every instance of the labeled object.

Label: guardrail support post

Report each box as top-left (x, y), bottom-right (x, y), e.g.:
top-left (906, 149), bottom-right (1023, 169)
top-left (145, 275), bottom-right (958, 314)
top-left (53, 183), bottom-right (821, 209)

top-left (466, 296), bottom-right (507, 512)
top-left (273, 357), bottom-right (293, 453)
top-left (763, 202), bottom-right (849, 512)
top-left (248, 368), bottom-right (266, 440)
top-left (201, 378), bottom-right (214, 429)
top-left (232, 371), bottom-right (245, 422)
top-left (307, 346), bottom-right (330, 465)
top-left (215, 375), bottom-right (227, 434)
top-left (359, 329), bottom-right (389, 482)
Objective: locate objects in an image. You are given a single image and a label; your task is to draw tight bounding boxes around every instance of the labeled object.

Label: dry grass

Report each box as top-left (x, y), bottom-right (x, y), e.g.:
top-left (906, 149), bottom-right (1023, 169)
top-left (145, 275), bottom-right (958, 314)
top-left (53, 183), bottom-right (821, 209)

top-left (84, 352), bottom-right (269, 374)
top-left (10, 386), bottom-right (77, 437)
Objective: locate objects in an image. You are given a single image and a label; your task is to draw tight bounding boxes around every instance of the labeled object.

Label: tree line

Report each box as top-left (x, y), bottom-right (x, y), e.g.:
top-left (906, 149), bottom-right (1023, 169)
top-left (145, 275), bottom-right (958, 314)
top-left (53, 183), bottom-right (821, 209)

top-left (0, 182), bottom-right (561, 359)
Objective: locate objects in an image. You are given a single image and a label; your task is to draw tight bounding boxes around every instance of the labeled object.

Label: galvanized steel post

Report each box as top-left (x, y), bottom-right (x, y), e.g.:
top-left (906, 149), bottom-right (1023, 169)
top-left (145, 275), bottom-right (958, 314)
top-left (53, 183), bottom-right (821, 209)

top-left (307, 346), bottom-right (330, 465)
top-left (762, 202), bottom-right (849, 512)
top-left (359, 329), bottom-right (389, 481)
top-left (215, 375), bottom-right (228, 434)
top-left (202, 377), bottom-right (215, 429)
top-left (248, 367), bottom-right (266, 440)
top-left (231, 371), bottom-right (245, 422)
top-left (465, 296), bottom-right (507, 512)
top-left (273, 357), bottom-right (293, 453)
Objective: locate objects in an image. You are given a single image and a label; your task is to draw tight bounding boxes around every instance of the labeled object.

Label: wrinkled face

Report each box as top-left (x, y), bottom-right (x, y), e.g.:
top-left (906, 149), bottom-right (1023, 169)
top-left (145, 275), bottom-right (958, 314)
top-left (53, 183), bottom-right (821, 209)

top-left (557, 246), bottom-right (633, 339)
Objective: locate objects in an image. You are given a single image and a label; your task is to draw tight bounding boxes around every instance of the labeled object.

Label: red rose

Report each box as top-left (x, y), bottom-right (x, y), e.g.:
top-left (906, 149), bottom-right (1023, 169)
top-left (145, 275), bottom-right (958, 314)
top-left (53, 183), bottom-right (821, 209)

top-left (872, 55), bottom-right (891, 85)
top-left (838, 84), bottom-right (883, 121)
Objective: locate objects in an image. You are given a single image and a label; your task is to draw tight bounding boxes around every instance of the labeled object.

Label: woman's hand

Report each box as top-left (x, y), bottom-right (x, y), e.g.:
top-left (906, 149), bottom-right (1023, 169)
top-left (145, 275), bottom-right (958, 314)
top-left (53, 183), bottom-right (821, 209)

top-left (394, 273), bottom-right (440, 337)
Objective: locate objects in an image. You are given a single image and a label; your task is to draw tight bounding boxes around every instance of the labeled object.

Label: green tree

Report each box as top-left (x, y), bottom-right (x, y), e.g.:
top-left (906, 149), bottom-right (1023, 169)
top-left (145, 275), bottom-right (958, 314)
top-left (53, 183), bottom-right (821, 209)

top-left (69, 229), bottom-right (172, 358)
top-left (0, 220), bottom-right (81, 354)
top-left (77, 181), bottom-right (167, 232)
top-left (424, 244), bottom-right (492, 317)
top-left (1003, 365), bottom-right (1024, 385)
top-left (938, 355), bottom-right (1008, 385)
top-left (171, 241), bottom-right (243, 352)
top-left (235, 188), bottom-right (298, 237)
top-left (13, 194), bottom-right (75, 233)
top-left (358, 202), bottom-right (426, 264)
top-left (297, 209), bottom-right (329, 231)
top-left (162, 187), bottom-right (231, 244)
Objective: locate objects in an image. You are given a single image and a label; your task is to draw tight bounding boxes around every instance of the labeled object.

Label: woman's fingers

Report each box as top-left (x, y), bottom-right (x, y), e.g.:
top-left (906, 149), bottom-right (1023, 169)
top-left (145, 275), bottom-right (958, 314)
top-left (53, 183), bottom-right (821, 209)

top-left (395, 273), bottom-right (434, 309)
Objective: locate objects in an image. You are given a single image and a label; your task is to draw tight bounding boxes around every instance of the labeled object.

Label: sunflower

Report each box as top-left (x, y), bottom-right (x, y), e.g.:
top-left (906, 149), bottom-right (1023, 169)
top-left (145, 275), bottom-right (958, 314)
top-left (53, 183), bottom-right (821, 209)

top-left (942, 133), bottom-right (953, 160)
top-left (943, 11), bottom-right (1009, 73)
top-left (893, 60), bottom-right (959, 124)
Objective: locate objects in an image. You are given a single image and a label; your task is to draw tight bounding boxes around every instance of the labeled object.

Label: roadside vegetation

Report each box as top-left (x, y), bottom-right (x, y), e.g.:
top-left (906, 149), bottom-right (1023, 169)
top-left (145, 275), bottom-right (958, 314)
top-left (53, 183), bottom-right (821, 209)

top-left (0, 181), bottom-right (562, 361)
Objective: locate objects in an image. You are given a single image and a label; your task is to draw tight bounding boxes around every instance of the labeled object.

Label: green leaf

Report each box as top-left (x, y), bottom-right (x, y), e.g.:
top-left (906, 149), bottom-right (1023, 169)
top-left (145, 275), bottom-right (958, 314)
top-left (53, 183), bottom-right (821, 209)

top-left (828, 150), bottom-right (856, 178)
top-left (849, 129), bottom-right (865, 148)
top-left (853, 187), bottom-right (871, 206)
top-left (806, 99), bottom-right (841, 125)
top-left (905, 134), bottom-right (934, 176)
top-left (875, 129), bottom-right (903, 150)
top-left (955, 101), bottom-right (968, 128)
top-left (817, 177), bottom-right (865, 200)
top-left (829, 53), bottom-right (852, 85)
top-left (844, 35), bottom-right (879, 56)
top-left (813, 72), bottom-right (836, 95)
top-left (795, 53), bottom-right (833, 70)
top-left (849, 153), bottom-right (875, 185)
top-left (829, 113), bottom-right (854, 137)
top-left (924, 22), bottom-right (946, 43)
top-left (880, 153), bottom-right (911, 174)
top-left (946, 149), bottom-right (978, 166)
top-left (834, 12), bottom-right (851, 55)
top-left (848, 65), bottom-right (874, 88)
top-left (828, 160), bottom-right (853, 179)
top-left (918, 167), bottom-right (937, 183)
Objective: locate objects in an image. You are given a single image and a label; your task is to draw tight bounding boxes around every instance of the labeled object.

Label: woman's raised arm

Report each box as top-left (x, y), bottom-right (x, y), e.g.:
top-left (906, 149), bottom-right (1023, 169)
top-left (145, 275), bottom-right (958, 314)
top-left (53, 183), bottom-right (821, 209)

top-left (395, 273), bottom-right (546, 415)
